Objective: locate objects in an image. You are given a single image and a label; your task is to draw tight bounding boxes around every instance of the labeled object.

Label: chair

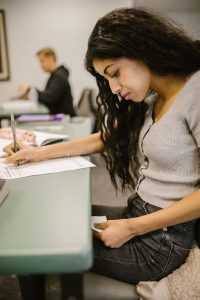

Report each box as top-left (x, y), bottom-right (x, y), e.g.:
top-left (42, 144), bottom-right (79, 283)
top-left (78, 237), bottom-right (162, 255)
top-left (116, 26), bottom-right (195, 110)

top-left (76, 88), bottom-right (97, 133)
top-left (45, 272), bottom-right (139, 300)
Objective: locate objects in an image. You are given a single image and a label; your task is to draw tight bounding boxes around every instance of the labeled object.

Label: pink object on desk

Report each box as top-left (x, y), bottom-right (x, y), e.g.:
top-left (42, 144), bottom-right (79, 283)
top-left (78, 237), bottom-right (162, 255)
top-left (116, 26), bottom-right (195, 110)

top-left (0, 128), bottom-right (36, 143)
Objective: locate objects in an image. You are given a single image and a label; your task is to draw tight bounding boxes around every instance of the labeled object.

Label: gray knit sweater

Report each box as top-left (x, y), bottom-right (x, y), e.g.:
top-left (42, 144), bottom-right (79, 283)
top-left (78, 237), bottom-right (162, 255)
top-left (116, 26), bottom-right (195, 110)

top-left (136, 70), bottom-right (200, 208)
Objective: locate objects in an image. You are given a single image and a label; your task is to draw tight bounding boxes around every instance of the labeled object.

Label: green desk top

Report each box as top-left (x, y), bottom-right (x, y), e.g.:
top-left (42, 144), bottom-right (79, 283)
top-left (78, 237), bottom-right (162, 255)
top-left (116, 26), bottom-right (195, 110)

top-left (0, 168), bottom-right (93, 274)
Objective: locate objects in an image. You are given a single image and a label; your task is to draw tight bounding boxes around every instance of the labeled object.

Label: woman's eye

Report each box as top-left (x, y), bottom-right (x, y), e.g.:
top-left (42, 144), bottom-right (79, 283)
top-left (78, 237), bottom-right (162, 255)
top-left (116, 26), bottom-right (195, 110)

top-left (111, 70), bottom-right (119, 78)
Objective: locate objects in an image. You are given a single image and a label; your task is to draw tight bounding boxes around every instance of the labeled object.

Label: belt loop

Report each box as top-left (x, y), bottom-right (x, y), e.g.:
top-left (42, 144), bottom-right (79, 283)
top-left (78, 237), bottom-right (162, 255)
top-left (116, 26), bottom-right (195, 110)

top-left (142, 202), bottom-right (149, 214)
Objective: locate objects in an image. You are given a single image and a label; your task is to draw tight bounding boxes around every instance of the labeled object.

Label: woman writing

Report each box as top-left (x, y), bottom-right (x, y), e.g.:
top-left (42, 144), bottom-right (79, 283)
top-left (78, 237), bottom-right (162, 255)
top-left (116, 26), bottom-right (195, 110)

top-left (4, 8), bottom-right (200, 284)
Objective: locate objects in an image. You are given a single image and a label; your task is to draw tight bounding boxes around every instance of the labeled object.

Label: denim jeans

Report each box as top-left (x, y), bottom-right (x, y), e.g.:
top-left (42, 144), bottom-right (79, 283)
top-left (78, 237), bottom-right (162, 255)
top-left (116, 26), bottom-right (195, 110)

top-left (92, 193), bottom-right (195, 284)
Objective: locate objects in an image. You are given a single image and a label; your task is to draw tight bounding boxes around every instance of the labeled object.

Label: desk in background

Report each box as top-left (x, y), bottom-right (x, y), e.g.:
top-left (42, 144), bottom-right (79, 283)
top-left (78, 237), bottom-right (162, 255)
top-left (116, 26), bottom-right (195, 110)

top-left (16, 116), bottom-right (93, 140)
top-left (0, 102), bottom-right (48, 127)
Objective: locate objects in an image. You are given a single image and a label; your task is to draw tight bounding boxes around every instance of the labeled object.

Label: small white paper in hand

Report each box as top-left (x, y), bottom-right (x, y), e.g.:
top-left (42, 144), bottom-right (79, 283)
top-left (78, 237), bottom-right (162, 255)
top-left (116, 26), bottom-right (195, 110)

top-left (91, 216), bottom-right (107, 232)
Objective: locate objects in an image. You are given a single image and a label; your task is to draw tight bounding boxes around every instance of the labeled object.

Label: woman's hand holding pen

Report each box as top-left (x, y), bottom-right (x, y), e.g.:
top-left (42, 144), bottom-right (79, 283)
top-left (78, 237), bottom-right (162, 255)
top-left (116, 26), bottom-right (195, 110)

top-left (3, 142), bottom-right (43, 165)
top-left (93, 219), bottom-right (135, 248)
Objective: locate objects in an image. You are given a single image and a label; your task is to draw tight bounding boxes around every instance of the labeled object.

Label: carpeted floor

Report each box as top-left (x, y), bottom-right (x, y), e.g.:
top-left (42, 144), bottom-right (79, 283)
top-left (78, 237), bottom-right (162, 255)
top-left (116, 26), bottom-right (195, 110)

top-left (0, 275), bottom-right (21, 300)
top-left (0, 154), bottom-right (132, 300)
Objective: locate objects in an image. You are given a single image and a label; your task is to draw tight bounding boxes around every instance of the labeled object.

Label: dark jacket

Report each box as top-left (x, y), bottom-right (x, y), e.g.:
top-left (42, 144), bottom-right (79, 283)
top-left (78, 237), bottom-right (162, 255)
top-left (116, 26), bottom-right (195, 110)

top-left (37, 65), bottom-right (76, 116)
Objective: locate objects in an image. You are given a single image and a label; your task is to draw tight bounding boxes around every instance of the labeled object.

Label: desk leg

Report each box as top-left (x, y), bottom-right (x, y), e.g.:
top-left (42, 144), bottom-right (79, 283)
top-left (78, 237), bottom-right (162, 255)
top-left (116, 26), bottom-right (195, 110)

top-left (18, 275), bottom-right (45, 300)
top-left (61, 274), bottom-right (83, 300)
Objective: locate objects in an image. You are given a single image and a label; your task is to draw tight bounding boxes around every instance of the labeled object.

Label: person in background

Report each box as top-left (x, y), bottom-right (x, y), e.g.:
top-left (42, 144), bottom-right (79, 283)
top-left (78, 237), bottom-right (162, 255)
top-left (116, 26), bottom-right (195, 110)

top-left (4, 8), bottom-right (200, 287)
top-left (19, 47), bottom-right (76, 116)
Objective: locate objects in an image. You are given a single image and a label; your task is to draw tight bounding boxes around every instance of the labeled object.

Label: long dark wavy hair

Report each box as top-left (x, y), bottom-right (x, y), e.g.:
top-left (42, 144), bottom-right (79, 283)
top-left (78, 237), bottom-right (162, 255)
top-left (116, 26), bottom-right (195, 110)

top-left (85, 8), bottom-right (200, 192)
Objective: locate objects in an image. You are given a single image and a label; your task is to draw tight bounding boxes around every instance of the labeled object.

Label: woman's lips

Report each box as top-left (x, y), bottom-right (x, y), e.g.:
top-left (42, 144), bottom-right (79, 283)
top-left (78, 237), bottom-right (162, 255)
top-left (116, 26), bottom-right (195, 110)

top-left (122, 92), bottom-right (131, 100)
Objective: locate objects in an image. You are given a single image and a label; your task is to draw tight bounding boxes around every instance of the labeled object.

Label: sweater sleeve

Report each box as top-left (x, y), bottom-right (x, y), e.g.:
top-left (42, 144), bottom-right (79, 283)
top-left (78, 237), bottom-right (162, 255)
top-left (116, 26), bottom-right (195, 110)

top-left (37, 73), bottom-right (67, 105)
top-left (184, 86), bottom-right (200, 147)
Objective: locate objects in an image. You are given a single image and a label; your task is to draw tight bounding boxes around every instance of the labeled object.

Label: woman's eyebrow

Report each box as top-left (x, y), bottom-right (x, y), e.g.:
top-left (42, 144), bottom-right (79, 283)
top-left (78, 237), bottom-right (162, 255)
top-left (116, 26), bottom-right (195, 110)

top-left (104, 64), bottom-right (115, 75)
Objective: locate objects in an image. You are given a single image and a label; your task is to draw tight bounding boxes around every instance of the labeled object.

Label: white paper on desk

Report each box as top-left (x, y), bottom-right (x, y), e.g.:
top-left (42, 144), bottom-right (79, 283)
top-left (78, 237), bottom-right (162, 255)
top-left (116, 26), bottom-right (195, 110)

top-left (91, 216), bottom-right (107, 232)
top-left (0, 156), bottom-right (95, 180)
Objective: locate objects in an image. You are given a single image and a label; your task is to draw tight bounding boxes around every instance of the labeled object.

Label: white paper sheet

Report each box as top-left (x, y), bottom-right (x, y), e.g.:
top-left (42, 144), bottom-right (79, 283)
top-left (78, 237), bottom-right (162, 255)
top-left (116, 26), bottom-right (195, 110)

top-left (0, 156), bottom-right (95, 180)
top-left (91, 216), bottom-right (107, 232)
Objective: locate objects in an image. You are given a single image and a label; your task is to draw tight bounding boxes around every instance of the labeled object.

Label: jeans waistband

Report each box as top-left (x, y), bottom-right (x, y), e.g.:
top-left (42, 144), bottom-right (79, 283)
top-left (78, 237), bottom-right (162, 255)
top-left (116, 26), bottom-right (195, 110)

top-left (127, 192), bottom-right (195, 235)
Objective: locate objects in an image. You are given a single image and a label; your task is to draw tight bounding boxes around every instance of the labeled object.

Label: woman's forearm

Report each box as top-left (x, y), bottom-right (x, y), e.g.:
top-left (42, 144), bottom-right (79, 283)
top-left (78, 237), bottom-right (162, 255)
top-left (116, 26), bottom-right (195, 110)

top-left (129, 189), bottom-right (200, 236)
top-left (39, 132), bottom-right (104, 160)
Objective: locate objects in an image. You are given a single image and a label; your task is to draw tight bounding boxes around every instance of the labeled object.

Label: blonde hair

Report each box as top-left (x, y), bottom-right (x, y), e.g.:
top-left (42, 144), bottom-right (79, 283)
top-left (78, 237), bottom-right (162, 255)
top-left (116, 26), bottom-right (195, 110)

top-left (36, 47), bottom-right (56, 61)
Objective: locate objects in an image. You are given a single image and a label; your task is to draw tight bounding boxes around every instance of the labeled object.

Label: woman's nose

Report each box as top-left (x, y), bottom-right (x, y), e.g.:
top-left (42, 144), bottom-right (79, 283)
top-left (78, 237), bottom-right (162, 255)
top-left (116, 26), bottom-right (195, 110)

top-left (109, 80), bottom-right (121, 95)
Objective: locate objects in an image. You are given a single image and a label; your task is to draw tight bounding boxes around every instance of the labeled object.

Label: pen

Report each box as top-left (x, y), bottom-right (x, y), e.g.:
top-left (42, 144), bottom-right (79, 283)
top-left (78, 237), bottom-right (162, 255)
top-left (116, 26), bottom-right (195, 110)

top-left (10, 112), bottom-right (19, 166)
